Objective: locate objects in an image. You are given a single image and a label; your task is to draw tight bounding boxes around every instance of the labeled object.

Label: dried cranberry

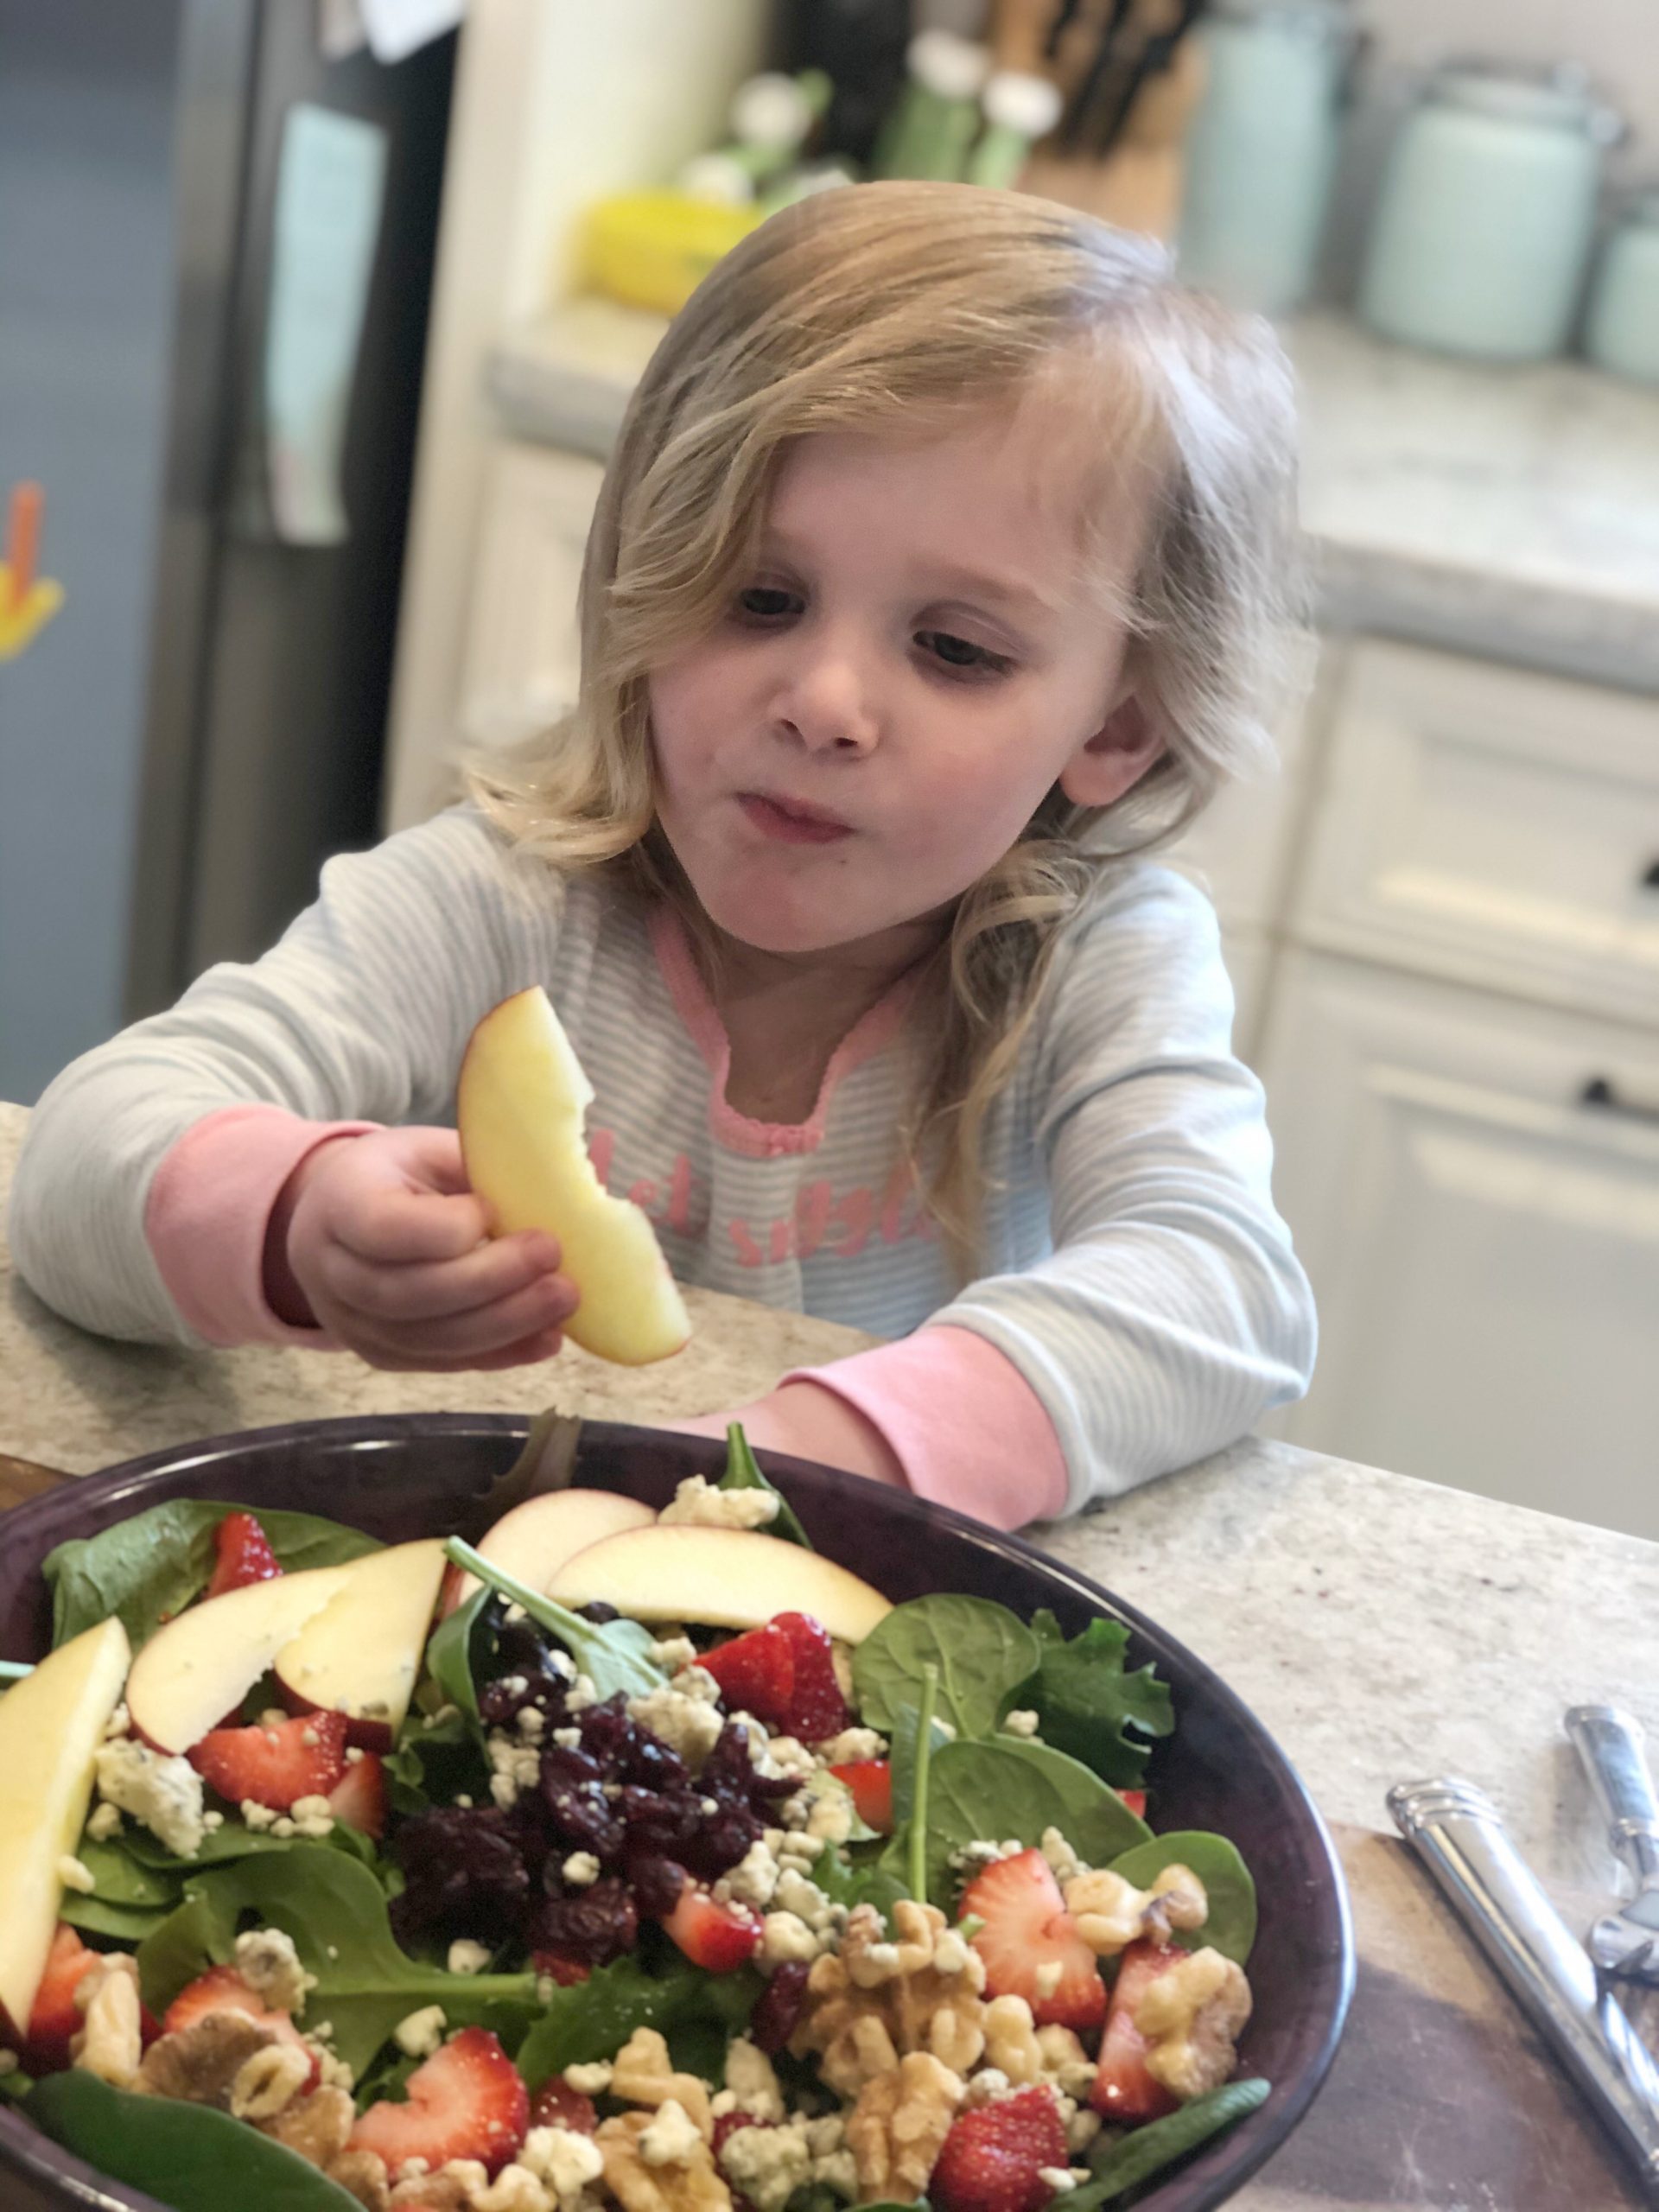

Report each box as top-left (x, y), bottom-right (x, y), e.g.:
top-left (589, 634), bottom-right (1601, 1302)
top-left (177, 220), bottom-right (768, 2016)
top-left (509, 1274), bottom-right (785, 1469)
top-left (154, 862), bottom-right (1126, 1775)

top-left (683, 1810), bottom-right (762, 1883)
top-left (748, 1961), bottom-right (810, 2054)
top-left (577, 1601), bottom-right (620, 1624)
top-left (531, 1877), bottom-right (639, 1966)
top-left (626, 1853), bottom-right (687, 1918)
top-left (540, 1742), bottom-right (607, 1789)
top-left (543, 1780), bottom-right (626, 1861)
top-left (614, 1784), bottom-right (700, 1857)
top-left (480, 1674), bottom-right (568, 1730)
top-left (615, 1728), bottom-right (690, 1793)
top-left (389, 1807), bottom-right (531, 1946)
top-left (575, 1696), bottom-right (635, 1764)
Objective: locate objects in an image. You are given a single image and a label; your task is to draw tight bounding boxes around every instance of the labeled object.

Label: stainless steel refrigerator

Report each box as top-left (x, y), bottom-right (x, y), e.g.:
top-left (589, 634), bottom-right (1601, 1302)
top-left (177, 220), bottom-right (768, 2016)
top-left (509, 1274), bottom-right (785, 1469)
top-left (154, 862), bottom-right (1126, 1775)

top-left (0, 0), bottom-right (454, 1102)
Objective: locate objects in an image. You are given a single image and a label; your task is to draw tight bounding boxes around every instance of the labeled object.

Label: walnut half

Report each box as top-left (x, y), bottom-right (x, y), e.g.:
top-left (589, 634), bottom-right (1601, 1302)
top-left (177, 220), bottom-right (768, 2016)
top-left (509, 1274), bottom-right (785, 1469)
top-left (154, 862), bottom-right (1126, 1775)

top-left (844, 2050), bottom-right (963, 2202)
top-left (1135, 1948), bottom-right (1252, 2101)
top-left (793, 1902), bottom-right (987, 2095)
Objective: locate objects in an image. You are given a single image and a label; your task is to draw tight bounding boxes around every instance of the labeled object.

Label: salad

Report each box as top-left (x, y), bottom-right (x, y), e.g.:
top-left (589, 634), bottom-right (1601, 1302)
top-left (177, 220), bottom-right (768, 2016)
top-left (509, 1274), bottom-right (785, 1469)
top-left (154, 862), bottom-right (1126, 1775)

top-left (0, 1429), bottom-right (1268, 2212)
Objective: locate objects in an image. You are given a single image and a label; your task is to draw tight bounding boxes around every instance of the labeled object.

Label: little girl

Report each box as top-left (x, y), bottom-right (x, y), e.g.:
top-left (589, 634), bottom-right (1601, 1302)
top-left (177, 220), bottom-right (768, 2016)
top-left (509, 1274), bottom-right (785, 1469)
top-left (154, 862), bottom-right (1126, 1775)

top-left (10, 182), bottom-right (1315, 1530)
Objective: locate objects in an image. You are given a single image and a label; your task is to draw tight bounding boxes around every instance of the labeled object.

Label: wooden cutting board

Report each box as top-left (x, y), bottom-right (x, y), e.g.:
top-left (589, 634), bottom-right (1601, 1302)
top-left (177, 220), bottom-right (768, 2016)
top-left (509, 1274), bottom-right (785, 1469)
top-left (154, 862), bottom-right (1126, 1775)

top-left (0, 1458), bottom-right (1649, 2206)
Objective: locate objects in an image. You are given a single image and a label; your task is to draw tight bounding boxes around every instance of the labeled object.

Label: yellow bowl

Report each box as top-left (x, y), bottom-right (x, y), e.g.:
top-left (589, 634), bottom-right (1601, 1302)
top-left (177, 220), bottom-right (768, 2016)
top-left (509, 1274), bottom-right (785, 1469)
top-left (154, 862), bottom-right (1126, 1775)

top-left (582, 190), bottom-right (760, 317)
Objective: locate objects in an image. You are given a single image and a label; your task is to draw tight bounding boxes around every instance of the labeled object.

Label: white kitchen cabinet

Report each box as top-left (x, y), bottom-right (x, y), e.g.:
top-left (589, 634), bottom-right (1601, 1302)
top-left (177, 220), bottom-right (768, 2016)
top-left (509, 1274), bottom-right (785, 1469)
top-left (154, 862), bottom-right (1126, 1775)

top-left (1258, 948), bottom-right (1659, 1538)
top-left (458, 442), bottom-right (604, 751)
top-left (1292, 639), bottom-right (1659, 1028)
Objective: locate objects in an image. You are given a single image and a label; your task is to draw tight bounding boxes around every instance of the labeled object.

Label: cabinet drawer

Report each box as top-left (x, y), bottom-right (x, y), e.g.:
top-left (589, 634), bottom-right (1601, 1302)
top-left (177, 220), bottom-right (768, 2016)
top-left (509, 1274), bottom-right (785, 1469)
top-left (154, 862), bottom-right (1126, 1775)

top-left (460, 442), bottom-right (605, 747)
top-left (1291, 640), bottom-right (1659, 1027)
top-left (1257, 950), bottom-right (1659, 1536)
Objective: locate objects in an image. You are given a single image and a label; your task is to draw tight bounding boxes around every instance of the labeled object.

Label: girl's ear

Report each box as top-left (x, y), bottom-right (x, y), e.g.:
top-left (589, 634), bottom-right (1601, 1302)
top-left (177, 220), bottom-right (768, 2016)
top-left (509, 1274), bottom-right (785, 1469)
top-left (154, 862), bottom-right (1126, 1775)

top-left (1058, 691), bottom-right (1166, 809)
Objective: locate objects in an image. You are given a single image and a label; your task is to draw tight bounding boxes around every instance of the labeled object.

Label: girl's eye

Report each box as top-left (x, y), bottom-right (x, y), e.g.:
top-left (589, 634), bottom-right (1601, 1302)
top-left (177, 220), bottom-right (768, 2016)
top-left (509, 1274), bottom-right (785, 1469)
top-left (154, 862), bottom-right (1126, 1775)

top-left (736, 586), bottom-right (802, 621)
top-left (916, 629), bottom-right (1014, 679)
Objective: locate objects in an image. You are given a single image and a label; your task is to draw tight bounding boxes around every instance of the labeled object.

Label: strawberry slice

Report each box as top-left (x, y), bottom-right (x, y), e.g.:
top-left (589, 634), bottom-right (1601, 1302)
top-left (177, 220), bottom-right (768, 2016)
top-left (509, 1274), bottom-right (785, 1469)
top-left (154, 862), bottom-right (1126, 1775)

top-left (661, 1879), bottom-right (763, 1974)
top-left (207, 1512), bottom-right (283, 1600)
top-left (1090, 1937), bottom-right (1185, 2123)
top-left (961, 1847), bottom-right (1105, 2031)
top-left (1119, 1789), bottom-right (1147, 1820)
top-left (189, 1710), bottom-right (350, 1812)
top-left (532, 1951), bottom-right (593, 1988)
top-left (931, 2084), bottom-right (1069, 2212)
top-left (327, 1752), bottom-right (387, 1840)
top-left (827, 1759), bottom-right (893, 1832)
top-left (530, 2076), bottom-right (598, 2133)
top-left (700, 1625), bottom-right (796, 1728)
top-left (351, 2024), bottom-right (529, 2177)
top-left (772, 1611), bottom-right (851, 1743)
top-left (18, 1925), bottom-right (99, 2075)
top-left (162, 1966), bottom-right (320, 2087)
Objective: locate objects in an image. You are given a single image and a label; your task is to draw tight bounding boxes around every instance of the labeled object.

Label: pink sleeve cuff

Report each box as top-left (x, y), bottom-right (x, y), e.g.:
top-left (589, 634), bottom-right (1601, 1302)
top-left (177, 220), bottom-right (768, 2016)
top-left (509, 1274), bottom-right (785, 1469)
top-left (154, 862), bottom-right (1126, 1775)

top-left (143, 1104), bottom-right (378, 1348)
top-left (784, 1325), bottom-right (1070, 1531)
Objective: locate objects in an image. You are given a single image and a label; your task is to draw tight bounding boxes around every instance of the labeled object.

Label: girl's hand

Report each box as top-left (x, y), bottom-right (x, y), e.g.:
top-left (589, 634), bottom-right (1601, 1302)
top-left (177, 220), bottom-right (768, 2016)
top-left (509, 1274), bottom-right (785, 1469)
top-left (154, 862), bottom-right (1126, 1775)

top-left (265, 1127), bottom-right (578, 1372)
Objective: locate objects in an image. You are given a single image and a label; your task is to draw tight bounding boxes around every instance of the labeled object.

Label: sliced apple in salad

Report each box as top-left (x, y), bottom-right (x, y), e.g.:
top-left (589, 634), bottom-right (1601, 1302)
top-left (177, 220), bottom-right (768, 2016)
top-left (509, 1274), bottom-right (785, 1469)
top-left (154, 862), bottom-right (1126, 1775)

top-left (457, 985), bottom-right (692, 1367)
top-left (448, 1487), bottom-right (656, 1614)
top-left (275, 1539), bottom-right (448, 1750)
top-left (547, 1522), bottom-right (893, 1643)
top-left (0, 1617), bottom-right (130, 2044)
top-left (124, 1562), bottom-right (353, 1757)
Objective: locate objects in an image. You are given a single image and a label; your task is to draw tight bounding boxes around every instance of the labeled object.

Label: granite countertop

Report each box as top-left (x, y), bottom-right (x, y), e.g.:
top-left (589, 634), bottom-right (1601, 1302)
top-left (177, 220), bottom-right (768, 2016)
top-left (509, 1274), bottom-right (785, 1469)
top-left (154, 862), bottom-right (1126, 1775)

top-left (487, 301), bottom-right (1659, 694)
top-left (4, 1100), bottom-right (1656, 1896)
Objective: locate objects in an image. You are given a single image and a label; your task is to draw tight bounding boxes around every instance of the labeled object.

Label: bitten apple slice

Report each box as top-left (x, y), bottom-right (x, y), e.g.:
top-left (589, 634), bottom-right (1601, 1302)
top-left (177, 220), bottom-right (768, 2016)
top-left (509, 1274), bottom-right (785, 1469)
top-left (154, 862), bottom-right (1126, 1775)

top-left (275, 1540), bottom-right (448, 1751)
top-left (125, 1563), bottom-right (353, 1758)
top-left (457, 987), bottom-right (691, 1366)
top-left (548, 1526), bottom-right (893, 1644)
top-left (0, 1618), bottom-right (131, 2044)
top-left (448, 1489), bottom-right (657, 1614)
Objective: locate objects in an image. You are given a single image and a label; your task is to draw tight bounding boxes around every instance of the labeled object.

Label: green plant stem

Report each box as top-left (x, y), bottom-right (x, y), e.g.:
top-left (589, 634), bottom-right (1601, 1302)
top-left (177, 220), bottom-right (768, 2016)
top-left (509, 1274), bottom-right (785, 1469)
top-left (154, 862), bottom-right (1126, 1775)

top-left (908, 1662), bottom-right (939, 1903)
top-left (0, 1661), bottom-right (34, 1680)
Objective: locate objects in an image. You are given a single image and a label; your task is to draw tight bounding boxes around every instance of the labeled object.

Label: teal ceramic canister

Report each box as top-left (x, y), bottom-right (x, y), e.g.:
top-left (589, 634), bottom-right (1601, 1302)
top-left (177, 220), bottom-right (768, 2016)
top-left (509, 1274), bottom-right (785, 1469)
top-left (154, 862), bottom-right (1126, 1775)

top-left (1359, 61), bottom-right (1623, 363)
top-left (1176, 0), bottom-right (1355, 317)
top-left (1586, 190), bottom-right (1659, 386)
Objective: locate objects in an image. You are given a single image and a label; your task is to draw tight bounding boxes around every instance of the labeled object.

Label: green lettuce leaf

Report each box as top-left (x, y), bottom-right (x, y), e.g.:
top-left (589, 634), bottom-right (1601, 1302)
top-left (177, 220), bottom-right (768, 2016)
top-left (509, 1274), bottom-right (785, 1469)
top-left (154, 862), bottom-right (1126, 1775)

top-left (1017, 1611), bottom-right (1173, 1789)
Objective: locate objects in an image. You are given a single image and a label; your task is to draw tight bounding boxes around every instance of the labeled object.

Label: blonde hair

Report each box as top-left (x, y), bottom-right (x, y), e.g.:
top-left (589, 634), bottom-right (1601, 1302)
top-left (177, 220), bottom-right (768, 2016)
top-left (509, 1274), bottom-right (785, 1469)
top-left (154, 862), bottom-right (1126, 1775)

top-left (474, 181), bottom-right (1305, 1271)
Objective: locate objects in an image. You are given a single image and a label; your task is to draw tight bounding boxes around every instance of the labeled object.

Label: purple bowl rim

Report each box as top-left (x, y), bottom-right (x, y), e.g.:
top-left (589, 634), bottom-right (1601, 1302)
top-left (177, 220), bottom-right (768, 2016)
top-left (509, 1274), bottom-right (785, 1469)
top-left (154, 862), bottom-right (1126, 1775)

top-left (0, 1410), bottom-right (1355, 2212)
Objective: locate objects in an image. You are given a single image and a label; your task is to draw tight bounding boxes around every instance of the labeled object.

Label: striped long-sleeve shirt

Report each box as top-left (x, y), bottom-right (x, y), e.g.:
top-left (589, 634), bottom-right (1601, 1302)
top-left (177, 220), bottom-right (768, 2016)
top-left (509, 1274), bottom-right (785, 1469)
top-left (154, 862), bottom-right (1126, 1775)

top-left (8, 805), bottom-right (1315, 1523)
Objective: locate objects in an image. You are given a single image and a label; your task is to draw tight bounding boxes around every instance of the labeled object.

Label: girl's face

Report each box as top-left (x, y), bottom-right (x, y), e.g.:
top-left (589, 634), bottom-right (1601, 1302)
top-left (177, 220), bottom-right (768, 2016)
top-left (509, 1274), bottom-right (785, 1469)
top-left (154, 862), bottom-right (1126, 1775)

top-left (647, 404), bottom-right (1164, 966)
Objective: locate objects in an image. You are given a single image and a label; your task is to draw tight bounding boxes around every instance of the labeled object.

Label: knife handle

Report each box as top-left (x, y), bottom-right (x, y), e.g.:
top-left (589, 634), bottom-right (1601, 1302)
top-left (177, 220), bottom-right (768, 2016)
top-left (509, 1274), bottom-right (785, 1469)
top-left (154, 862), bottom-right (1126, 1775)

top-left (1567, 1706), bottom-right (1659, 1887)
top-left (1389, 1777), bottom-right (1659, 2197)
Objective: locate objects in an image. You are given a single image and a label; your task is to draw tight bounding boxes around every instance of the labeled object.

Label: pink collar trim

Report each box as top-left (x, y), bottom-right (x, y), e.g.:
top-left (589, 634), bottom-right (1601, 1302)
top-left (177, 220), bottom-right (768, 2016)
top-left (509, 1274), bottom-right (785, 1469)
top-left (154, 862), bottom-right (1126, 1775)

top-left (648, 905), bottom-right (914, 1160)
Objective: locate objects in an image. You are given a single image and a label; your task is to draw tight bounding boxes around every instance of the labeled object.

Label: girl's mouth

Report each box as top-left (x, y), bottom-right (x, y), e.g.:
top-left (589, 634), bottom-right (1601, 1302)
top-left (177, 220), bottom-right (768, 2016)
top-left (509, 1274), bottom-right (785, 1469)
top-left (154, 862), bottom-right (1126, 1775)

top-left (737, 792), bottom-right (855, 845)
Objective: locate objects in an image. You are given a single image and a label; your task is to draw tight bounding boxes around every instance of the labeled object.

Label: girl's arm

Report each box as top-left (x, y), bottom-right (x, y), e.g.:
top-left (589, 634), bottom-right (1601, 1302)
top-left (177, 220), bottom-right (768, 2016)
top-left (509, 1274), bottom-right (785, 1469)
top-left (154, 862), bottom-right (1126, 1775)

top-left (7, 809), bottom-right (563, 1345)
top-left (679, 869), bottom-right (1314, 1529)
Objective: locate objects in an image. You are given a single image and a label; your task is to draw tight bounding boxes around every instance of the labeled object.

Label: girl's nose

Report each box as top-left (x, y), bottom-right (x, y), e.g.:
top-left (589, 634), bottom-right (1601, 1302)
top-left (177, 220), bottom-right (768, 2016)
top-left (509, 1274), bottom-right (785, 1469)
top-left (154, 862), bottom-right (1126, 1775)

top-left (771, 646), bottom-right (880, 755)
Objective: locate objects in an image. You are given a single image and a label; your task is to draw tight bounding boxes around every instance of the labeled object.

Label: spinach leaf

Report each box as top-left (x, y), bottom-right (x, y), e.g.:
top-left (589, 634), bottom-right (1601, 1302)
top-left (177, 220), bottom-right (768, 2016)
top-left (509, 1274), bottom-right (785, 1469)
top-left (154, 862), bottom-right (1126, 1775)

top-left (1106, 1833), bottom-right (1257, 1967)
top-left (44, 1500), bottom-right (381, 1652)
top-left (424, 1584), bottom-right (491, 1734)
top-left (71, 1836), bottom-right (181, 1907)
top-left (810, 1846), bottom-right (909, 1933)
top-left (1017, 1611), bottom-right (1173, 1789)
top-left (385, 1704), bottom-right (479, 1818)
top-left (1067, 2078), bottom-right (1271, 2205)
top-left (888, 1702), bottom-right (952, 1832)
top-left (515, 1955), bottom-right (760, 2090)
top-left (135, 1843), bottom-right (541, 2076)
top-left (119, 1821), bottom-right (378, 1876)
top-left (443, 1540), bottom-right (664, 1700)
top-left (918, 1737), bottom-right (1151, 1908)
top-left (719, 1422), bottom-right (811, 1549)
top-left (853, 1597), bottom-right (1040, 1740)
top-left (28, 2070), bottom-right (361, 2210)
top-left (59, 1894), bottom-right (175, 1944)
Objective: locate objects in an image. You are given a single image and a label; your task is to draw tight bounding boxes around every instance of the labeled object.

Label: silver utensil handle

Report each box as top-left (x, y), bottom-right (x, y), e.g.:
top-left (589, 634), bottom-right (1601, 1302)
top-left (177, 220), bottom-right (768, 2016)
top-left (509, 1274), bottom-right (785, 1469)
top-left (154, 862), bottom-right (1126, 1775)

top-left (1389, 1777), bottom-right (1659, 2196)
top-left (1568, 1706), bottom-right (1659, 1886)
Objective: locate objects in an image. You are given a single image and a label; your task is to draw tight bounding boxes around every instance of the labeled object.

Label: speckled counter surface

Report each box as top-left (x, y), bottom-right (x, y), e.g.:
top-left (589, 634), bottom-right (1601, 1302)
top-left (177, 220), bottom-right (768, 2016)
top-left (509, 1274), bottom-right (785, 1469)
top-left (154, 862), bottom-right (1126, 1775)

top-left (5, 1102), bottom-right (1654, 1896)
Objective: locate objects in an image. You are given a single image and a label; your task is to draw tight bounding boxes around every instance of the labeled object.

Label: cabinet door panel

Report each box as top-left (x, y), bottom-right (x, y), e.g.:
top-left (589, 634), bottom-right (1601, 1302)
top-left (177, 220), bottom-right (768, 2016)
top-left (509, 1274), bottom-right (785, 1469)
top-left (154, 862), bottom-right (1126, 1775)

top-left (1293, 639), bottom-right (1659, 1024)
top-left (460, 443), bottom-right (604, 747)
top-left (1259, 952), bottom-right (1659, 1537)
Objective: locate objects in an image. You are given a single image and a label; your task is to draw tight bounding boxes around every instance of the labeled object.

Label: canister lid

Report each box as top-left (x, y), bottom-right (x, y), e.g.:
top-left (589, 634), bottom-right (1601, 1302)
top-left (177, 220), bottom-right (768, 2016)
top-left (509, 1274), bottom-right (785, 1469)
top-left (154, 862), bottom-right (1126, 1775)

top-left (1421, 58), bottom-right (1623, 143)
